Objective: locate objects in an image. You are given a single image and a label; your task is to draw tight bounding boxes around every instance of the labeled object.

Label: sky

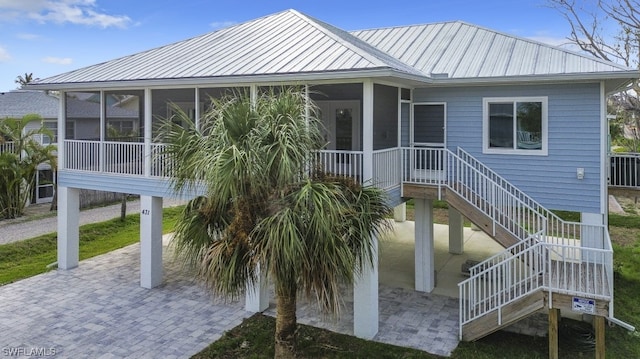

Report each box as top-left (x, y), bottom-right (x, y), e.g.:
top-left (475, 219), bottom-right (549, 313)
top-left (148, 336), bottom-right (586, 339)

top-left (0, 0), bottom-right (586, 92)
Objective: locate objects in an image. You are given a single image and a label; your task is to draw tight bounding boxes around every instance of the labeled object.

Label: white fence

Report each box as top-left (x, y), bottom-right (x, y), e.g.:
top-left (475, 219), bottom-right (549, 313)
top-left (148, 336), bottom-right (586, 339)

top-left (314, 150), bottom-right (363, 180)
top-left (373, 147), bottom-right (401, 189)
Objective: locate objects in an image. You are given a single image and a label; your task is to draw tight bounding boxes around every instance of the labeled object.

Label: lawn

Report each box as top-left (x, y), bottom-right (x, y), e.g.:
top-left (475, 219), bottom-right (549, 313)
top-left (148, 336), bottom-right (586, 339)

top-left (0, 206), bottom-right (183, 286)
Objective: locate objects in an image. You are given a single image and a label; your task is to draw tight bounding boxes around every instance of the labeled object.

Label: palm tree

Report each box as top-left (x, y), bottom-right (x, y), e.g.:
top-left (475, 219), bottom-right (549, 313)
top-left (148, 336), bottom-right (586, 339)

top-left (160, 88), bottom-right (391, 358)
top-left (15, 73), bottom-right (36, 88)
top-left (0, 114), bottom-right (57, 218)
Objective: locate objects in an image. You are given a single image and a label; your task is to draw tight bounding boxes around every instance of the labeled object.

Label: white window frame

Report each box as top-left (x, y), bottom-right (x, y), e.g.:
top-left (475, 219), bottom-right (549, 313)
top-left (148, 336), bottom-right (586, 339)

top-left (482, 96), bottom-right (548, 156)
top-left (43, 120), bottom-right (75, 144)
top-left (411, 102), bottom-right (447, 148)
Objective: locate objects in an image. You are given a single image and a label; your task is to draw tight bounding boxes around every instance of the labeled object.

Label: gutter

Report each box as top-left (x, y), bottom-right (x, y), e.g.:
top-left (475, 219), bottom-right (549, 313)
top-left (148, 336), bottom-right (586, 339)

top-left (609, 316), bottom-right (635, 332)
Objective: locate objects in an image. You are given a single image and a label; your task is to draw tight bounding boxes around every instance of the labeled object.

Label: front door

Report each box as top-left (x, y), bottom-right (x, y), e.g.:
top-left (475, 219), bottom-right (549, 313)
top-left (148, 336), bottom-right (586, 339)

top-left (316, 100), bottom-right (361, 176)
top-left (411, 103), bottom-right (446, 180)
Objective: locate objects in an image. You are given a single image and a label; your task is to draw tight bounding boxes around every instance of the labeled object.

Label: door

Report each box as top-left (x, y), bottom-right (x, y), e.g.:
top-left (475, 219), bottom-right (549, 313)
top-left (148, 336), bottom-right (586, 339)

top-left (411, 103), bottom-right (446, 180)
top-left (316, 100), bottom-right (361, 176)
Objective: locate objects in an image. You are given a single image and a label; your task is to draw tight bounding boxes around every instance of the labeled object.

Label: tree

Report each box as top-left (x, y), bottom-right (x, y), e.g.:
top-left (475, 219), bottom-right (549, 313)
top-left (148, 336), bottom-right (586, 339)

top-left (0, 114), bottom-right (57, 218)
top-left (549, 0), bottom-right (640, 147)
top-left (160, 88), bottom-right (391, 358)
top-left (14, 73), bottom-right (37, 88)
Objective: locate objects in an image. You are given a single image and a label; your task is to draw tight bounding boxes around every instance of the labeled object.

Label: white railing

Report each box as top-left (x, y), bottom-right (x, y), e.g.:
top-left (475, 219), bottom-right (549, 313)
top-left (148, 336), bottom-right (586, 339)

top-left (151, 143), bottom-right (174, 177)
top-left (314, 150), bottom-right (363, 180)
top-left (65, 140), bottom-right (100, 171)
top-left (373, 147), bottom-right (401, 189)
top-left (0, 141), bottom-right (15, 153)
top-left (459, 232), bottom-right (612, 338)
top-left (457, 148), bottom-right (586, 247)
top-left (103, 141), bottom-right (144, 175)
top-left (402, 147), bottom-right (547, 241)
top-left (610, 152), bottom-right (640, 188)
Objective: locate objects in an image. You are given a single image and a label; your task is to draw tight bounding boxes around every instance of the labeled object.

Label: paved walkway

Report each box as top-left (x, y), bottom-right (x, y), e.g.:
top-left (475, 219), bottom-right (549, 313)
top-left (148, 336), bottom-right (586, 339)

top-left (0, 234), bottom-right (460, 358)
top-left (0, 198), bottom-right (185, 245)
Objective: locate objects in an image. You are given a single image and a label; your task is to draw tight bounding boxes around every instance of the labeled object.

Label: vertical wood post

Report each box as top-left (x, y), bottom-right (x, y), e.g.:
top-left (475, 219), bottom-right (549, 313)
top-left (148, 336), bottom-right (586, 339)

top-left (548, 308), bottom-right (559, 359)
top-left (595, 316), bottom-right (605, 359)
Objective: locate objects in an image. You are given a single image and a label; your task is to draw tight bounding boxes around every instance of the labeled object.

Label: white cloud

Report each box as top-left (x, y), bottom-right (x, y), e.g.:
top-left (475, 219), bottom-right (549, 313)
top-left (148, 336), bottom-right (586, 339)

top-left (42, 56), bottom-right (73, 65)
top-left (210, 21), bottom-right (236, 30)
top-left (17, 33), bottom-right (40, 40)
top-left (0, 0), bottom-right (131, 28)
top-left (0, 46), bottom-right (10, 62)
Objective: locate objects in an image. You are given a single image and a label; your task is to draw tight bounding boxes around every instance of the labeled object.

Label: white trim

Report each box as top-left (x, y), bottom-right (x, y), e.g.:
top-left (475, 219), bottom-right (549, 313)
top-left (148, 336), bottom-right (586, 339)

top-left (482, 96), bottom-right (548, 156)
top-left (600, 82), bottom-right (608, 221)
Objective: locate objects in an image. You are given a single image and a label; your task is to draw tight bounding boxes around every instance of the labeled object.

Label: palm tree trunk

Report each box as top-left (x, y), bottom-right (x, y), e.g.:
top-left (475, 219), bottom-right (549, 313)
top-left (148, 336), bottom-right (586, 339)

top-left (274, 283), bottom-right (297, 359)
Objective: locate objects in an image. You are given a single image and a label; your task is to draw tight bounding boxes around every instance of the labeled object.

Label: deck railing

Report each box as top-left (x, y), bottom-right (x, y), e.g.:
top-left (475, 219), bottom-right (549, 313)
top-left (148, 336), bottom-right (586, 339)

top-left (0, 141), bottom-right (15, 154)
top-left (372, 147), bottom-right (401, 189)
top-left (610, 152), bottom-right (640, 188)
top-left (313, 150), bottom-right (363, 180)
top-left (65, 140), bottom-right (100, 171)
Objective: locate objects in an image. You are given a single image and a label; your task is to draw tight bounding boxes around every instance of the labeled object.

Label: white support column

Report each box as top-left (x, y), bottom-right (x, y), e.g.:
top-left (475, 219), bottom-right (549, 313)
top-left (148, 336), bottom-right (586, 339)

top-left (57, 186), bottom-right (80, 270)
top-left (354, 235), bottom-right (379, 339)
top-left (245, 265), bottom-right (269, 312)
top-left (140, 195), bottom-right (163, 288)
top-left (415, 198), bottom-right (435, 292)
top-left (57, 91), bottom-right (66, 166)
top-left (194, 87), bottom-right (200, 130)
top-left (99, 90), bottom-right (105, 172)
top-left (448, 207), bottom-right (464, 254)
top-left (144, 88), bottom-right (152, 177)
top-left (394, 202), bottom-right (406, 222)
top-left (354, 79), bottom-right (378, 339)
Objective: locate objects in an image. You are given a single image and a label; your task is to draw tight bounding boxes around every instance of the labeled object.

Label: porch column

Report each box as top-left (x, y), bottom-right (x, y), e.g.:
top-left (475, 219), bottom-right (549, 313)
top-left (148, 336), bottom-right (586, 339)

top-left (548, 308), bottom-right (560, 359)
top-left (245, 265), bottom-right (269, 312)
top-left (415, 198), bottom-right (435, 292)
top-left (144, 88), bottom-right (152, 177)
top-left (354, 235), bottom-right (379, 339)
top-left (140, 195), bottom-right (163, 288)
top-left (394, 202), bottom-right (406, 222)
top-left (57, 186), bottom-right (80, 270)
top-left (448, 207), bottom-right (464, 254)
top-left (354, 79), bottom-right (378, 339)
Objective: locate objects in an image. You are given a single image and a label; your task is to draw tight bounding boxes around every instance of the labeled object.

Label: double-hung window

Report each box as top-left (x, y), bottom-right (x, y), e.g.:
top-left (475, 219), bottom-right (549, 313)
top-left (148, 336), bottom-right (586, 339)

top-left (483, 97), bottom-right (547, 155)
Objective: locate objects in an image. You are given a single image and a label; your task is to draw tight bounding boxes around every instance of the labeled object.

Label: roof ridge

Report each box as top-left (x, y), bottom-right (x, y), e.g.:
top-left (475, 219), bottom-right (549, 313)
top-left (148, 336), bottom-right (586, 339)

top-left (289, 10), bottom-right (423, 76)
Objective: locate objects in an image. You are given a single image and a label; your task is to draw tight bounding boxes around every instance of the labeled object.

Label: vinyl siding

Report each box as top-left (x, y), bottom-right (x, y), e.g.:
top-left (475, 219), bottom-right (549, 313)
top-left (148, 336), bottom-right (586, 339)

top-left (414, 83), bottom-right (602, 213)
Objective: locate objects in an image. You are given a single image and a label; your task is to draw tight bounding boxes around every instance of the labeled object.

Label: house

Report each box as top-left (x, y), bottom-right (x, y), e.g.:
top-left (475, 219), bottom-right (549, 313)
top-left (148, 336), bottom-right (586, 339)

top-left (0, 90), bottom-right (139, 206)
top-left (28, 9), bottom-right (639, 356)
top-left (0, 90), bottom-right (61, 203)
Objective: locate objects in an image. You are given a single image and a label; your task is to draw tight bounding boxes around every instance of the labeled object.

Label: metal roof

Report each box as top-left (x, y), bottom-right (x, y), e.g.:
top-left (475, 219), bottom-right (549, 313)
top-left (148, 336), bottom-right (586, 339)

top-left (35, 10), bottom-right (422, 87)
top-left (31, 10), bottom-right (636, 89)
top-left (0, 90), bottom-right (59, 118)
top-left (351, 21), bottom-right (631, 79)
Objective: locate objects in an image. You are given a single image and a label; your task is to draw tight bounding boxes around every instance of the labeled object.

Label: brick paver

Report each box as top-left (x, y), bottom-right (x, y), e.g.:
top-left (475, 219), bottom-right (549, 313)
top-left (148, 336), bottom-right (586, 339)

top-left (1, 236), bottom-right (460, 358)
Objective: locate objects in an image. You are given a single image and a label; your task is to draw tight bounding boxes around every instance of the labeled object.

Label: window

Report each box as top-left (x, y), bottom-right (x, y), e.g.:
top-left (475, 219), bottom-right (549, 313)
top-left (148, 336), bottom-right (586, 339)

top-left (483, 97), bottom-right (547, 155)
top-left (107, 120), bottom-right (135, 135)
top-left (42, 121), bottom-right (75, 144)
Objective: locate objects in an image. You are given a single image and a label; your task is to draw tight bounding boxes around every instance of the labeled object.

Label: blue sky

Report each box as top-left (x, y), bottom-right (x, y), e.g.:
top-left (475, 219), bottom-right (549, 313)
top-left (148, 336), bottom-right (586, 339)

top-left (0, 0), bottom-right (580, 92)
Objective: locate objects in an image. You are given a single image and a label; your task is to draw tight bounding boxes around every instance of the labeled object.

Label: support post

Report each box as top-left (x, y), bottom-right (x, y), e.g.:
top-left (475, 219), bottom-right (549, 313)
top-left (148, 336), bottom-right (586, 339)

top-left (354, 235), bottom-right (379, 339)
top-left (354, 80), bottom-right (378, 339)
top-left (595, 316), bottom-right (605, 359)
top-left (57, 186), bottom-right (80, 270)
top-left (394, 202), bottom-right (406, 222)
top-left (448, 207), bottom-right (464, 254)
top-left (245, 265), bottom-right (269, 312)
top-left (140, 195), bottom-right (163, 288)
top-left (548, 308), bottom-right (559, 359)
top-left (415, 198), bottom-right (435, 292)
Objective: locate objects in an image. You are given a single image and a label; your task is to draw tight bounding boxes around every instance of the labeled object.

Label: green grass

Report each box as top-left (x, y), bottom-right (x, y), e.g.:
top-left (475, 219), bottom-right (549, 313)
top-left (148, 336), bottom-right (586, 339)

top-left (0, 206), bottom-right (183, 286)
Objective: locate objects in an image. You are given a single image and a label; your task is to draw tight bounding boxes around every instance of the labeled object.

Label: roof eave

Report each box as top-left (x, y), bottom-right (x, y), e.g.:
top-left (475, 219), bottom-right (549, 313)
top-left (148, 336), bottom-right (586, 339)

top-left (25, 69), bottom-right (432, 91)
top-left (429, 71), bottom-right (640, 86)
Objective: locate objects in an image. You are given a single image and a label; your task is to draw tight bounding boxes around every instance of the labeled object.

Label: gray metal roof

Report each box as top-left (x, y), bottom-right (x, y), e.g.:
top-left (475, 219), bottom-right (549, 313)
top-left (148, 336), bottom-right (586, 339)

top-left (351, 21), bottom-right (630, 79)
top-left (32, 10), bottom-right (636, 89)
top-left (0, 90), bottom-right (59, 119)
top-left (35, 10), bottom-right (422, 87)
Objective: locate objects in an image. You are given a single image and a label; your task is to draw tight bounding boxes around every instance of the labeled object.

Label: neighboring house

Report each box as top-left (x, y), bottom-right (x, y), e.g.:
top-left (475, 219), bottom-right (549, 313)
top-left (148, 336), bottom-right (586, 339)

top-left (29, 9), bottom-right (639, 355)
top-left (0, 90), bottom-right (139, 205)
top-left (0, 90), bottom-right (61, 203)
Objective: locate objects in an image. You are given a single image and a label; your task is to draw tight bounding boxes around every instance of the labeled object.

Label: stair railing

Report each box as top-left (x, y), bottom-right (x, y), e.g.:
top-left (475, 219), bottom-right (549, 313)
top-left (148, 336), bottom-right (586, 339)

top-left (458, 230), bottom-right (547, 338)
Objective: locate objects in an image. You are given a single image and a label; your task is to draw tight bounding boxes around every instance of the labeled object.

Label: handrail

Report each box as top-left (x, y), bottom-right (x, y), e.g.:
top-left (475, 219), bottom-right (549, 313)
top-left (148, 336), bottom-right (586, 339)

top-left (456, 147), bottom-right (585, 247)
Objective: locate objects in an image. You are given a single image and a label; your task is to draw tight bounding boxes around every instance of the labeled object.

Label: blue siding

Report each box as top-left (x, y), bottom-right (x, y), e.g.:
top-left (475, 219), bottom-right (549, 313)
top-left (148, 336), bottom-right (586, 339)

top-left (385, 186), bottom-right (404, 208)
top-left (414, 83), bottom-right (602, 213)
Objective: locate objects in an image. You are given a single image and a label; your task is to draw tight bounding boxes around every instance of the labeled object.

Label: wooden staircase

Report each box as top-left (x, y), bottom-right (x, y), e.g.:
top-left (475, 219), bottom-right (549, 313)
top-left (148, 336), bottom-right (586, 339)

top-left (401, 147), bottom-right (614, 342)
